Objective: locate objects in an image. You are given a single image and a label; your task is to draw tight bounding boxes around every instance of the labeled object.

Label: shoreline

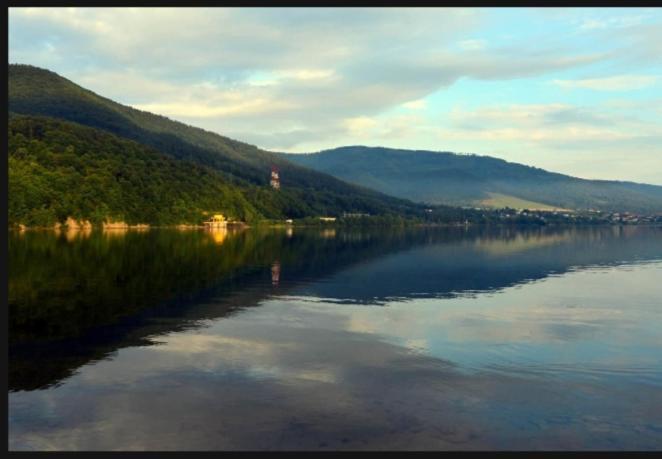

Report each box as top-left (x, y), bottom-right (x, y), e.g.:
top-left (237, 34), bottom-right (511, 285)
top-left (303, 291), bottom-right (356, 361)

top-left (9, 221), bottom-right (662, 232)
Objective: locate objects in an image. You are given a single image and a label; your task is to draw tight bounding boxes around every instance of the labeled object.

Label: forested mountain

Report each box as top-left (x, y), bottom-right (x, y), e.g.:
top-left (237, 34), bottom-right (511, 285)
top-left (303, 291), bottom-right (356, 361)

top-left (8, 65), bottom-right (443, 225)
top-left (8, 115), bottom-right (263, 226)
top-left (283, 146), bottom-right (662, 213)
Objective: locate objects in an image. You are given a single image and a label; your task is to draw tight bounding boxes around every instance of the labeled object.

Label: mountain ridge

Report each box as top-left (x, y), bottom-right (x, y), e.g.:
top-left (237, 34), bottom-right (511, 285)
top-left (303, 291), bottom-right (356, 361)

top-left (282, 146), bottom-right (662, 213)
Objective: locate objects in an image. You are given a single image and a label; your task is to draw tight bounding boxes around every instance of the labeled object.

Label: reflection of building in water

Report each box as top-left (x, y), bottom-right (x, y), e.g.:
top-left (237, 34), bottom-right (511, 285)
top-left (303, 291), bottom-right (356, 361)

top-left (286, 227), bottom-right (294, 238)
top-left (102, 227), bottom-right (129, 238)
top-left (101, 224), bottom-right (149, 238)
top-left (320, 228), bottom-right (336, 239)
top-left (104, 223), bottom-right (149, 230)
top-left (56, 226), bottom-right (92, 242)
top-left (271, 261), bottom-right (281, 286)
top-left (474, 231), bottom-right (572, 256)
top-left (208, 228), bottom-right (228, 245)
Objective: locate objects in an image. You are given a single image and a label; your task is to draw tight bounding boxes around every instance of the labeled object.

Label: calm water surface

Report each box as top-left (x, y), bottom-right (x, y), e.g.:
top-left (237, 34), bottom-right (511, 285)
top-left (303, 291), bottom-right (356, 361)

top-left (8, 226), bottom-right (662, 450)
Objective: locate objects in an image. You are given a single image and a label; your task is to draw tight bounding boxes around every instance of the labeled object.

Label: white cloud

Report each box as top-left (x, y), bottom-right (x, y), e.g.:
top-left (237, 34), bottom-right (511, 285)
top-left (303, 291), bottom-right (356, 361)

top-left (579, 15), bottom-right (645, 31)
top-left (444, 102), bottom-right (659, 144)
top-left (9, 7), bottom-right (608, 146)
top-left (343, 116), bottom-right (378, 137)
top-left (402, 99), bottom-right (427, 110)
top-left (552, 75), bottom-right (658, 91)
top-left (277, 68), bottom-right (337, 81)
top-left (132, 99), bottom-right (296, 119)
top-left (458, 39), bottom-right (486, 51)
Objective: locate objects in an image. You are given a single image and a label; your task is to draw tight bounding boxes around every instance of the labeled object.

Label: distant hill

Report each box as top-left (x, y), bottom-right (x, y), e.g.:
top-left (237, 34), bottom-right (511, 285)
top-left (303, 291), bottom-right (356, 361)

top-left (282, 146), bottom-right (662, 213)
top-left (8, 65), bottom-right (440, 223)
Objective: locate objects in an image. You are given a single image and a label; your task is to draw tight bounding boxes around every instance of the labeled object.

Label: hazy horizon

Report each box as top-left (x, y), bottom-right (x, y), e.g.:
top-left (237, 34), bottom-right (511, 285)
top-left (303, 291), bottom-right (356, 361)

top-left (9, 7), bottom-right (662, 185)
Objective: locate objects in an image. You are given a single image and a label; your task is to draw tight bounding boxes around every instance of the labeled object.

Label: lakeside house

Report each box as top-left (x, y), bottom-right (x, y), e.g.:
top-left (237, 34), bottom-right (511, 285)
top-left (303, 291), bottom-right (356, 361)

top-left (204, 213), bottom-right (227, 228)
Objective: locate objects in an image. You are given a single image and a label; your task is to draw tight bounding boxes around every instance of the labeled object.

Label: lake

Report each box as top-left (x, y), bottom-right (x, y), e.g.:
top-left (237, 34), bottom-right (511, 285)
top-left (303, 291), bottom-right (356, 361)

top-left (8, 225), bottom-right (662, 450)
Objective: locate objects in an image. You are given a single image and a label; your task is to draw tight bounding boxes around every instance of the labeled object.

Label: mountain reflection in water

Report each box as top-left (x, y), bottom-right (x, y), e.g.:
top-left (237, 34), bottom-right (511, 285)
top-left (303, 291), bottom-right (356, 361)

top-left (8, 225), bottom-right (662, 450)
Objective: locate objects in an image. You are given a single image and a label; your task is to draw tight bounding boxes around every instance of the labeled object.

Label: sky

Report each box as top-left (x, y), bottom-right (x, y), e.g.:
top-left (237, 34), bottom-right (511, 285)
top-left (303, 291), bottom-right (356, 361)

top-left (8, 7), bottom-right (662, 185)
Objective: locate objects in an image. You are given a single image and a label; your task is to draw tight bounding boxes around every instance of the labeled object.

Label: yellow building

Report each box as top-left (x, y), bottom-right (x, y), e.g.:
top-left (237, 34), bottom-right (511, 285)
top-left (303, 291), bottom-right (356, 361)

top-left (204, 213), bottom-right (227, 228)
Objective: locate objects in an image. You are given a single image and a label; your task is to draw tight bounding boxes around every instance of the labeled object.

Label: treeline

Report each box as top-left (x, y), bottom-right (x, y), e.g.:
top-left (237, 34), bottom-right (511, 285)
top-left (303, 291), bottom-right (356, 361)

top-left (8, 116), bottom-right (262, 226)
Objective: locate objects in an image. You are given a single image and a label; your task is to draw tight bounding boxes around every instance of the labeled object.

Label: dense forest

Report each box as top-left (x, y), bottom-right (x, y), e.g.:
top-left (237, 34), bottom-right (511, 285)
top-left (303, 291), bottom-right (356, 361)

top-left (283, 146), bottom-right (662, 214)
top-left (8, 115), bottom-right (266, 226)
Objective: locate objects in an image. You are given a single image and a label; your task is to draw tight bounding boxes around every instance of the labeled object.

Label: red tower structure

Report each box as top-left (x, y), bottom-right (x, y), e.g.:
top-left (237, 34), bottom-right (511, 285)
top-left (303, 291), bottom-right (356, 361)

top-left (270, 165), bottom-right (280, 190)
